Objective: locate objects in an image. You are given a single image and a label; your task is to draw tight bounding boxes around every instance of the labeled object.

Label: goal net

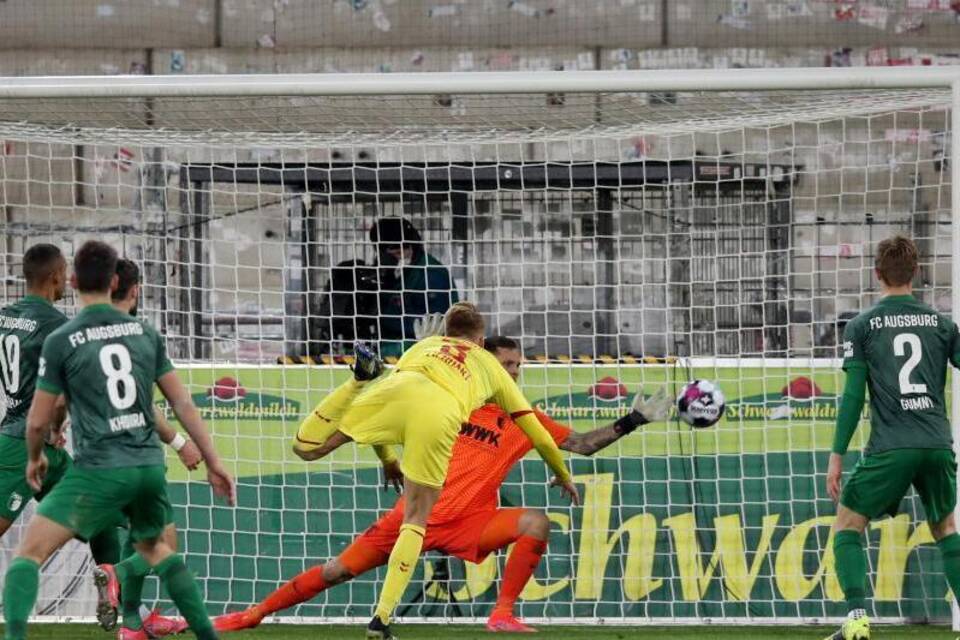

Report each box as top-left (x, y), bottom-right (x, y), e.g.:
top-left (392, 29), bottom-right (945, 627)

top-left (0, 70), bottom-right (956, 625)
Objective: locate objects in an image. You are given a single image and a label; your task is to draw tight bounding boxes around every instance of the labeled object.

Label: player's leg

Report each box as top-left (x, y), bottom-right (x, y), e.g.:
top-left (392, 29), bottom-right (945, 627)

top-left (333, 373), bottom-right (458, 638)
top-left (216, 534), bottom-right (391, 632)
top-left (427, 506), bottom-right (548, 633)
top-left (259, 523), bottom-right (392, 618)
top-left (5, 464), bottom-right (132, 639)
top-left (369, 477), bottom-right (440, 637)
top-left (477, 508), bottom-right (549, 632)
top-left (292, 380), bottom-right (359, 457)
top-left (34, 444), bottom-right (124, 570)
top-left (912, 448), bottom-right (960, 598)
top-left (832, 506), bottom-right (870, 613)
top-left (2, 515), bottom-right (76, 640)
top-left (367, 391), bottom-right (460, 638)
top-left (88, 526), bottom-right (122, 564)
top-left (0, 479), bottom-right (28, 540)
top-left (930, 513), bottom-right (960, 596)
top-left (135, 525), bottom-right (189, 640)
top-left (294, 429), bottom-right (354, 462)
top-left (826, 450), bottom-right (915, 640)
top-left (135, 533), bottom-right (216, 640)
top-left (292, 343), bottom-right (385, 460)
top-left (111, 523), bottom-right (185, 637)
top-left (351, 341), bottom-right (384, 381)
top-left (0, 485), bottom-right (26, 539)
top-left (0, 438), bottom-right (71, 540)
top-left (92, 527), bottom-right (134, 632)
top-left (90, 489), bottom-right (175, 635)
top-left (0, 435), bottom-right (42, 540)
top-left (127, 465), bottom-right (217, 640)
top-left (86, 527), bottom-right (126, 631)
top-left (215, 558), bottom-right (355, 631)
top-left (295, 376), bottom-right (401, 462)
top-left (827, 505), bottom-right (872, 640)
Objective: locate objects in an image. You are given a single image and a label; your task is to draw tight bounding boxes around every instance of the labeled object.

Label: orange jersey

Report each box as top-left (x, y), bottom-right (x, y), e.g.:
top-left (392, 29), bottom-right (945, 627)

top-left (392, 405), bottom-right (572, 525)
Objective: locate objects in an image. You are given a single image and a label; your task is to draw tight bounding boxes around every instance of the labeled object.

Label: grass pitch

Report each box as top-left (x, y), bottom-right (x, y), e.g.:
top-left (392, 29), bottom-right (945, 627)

top-left (6, 624), bottom-right (957, 639)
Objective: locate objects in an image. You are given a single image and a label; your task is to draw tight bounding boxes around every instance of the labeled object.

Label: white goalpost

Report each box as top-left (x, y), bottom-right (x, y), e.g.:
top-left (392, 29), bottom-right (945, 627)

top-left (0, 67), bottom-right (957, 628)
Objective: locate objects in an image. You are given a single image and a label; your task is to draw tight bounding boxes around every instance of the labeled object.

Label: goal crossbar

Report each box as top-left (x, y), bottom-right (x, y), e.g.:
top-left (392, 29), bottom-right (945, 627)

top-left (0, 67), bottom-right (958, 99)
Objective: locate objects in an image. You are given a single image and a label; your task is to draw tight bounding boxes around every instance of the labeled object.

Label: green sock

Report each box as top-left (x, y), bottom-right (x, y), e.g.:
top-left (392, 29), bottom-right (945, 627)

top-left (833, 529), bottom-right (868, 612)
top-left (116, 552), bottom-right (152, 582)
top-left (117, 553), bottom-right (152, 631)
top-left (120, 531), bottom-right (136, 561)
top-left (88, 527), bottom-right (122, 565)
top-left (3, 558), bottom-right (40, 640)
top-left (936, 532), bottom-right (960, 599)
top-left (155, 554), bottom-right (217, 640)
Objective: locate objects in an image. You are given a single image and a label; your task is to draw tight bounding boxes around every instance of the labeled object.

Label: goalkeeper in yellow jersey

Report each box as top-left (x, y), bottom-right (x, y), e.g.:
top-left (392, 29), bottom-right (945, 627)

top-left (292, 302), bottom-right (578, 639)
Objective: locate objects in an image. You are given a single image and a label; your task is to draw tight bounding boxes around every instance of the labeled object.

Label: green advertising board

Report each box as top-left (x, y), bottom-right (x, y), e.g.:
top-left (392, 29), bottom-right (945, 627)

top-left (150, 364), bottom-right (948, 621)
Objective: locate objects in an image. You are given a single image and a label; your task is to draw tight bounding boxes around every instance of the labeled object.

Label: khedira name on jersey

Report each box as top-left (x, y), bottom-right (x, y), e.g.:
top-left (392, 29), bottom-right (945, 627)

top-left (867, 314), bottom-right (938, 331)
top-left (110, 412), bottom-right (147, 433)
top-left (68, 321), bottom-right (143, 347)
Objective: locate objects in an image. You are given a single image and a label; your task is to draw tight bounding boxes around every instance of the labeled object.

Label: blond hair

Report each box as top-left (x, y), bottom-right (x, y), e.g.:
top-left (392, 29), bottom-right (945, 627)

top-left (444, 302), bottom-right (485, 339)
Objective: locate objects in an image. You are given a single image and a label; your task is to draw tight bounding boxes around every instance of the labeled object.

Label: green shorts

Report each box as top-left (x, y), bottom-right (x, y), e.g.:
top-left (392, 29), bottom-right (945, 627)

top-left (840, 448), bottom-right (957, 524)
top-left (0, 434), bottom-right (72, 522)
top-left (36, 464), bottom-right (173, 543)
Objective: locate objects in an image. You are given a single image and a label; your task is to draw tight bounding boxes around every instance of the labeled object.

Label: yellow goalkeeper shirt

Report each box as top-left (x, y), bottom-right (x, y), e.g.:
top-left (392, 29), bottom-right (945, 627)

top-left (395, 336), bottom-right (571, 482)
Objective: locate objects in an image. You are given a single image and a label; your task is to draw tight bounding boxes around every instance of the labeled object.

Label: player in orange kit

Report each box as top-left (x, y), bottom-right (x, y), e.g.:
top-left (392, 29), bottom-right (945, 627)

top-left (214, 334), bottom-right (671, 633)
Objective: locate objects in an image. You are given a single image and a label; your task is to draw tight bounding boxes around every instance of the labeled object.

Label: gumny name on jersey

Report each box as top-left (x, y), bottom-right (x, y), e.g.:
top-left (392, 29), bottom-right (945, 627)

top-left (459, 421), bottom-right (500, 447)
top-left (68, 321), bottom-right (143, 347)
top-left (901, 396), bottom-right (935, 411)
top-left (0, 315), bottom-right (38, 332)
top-left (867, 314), bottom-right (938, 331)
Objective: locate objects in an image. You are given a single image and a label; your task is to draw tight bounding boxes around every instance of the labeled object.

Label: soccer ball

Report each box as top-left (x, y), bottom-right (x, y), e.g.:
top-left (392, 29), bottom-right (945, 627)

top-left (676, 380), bottom-right (725, 428)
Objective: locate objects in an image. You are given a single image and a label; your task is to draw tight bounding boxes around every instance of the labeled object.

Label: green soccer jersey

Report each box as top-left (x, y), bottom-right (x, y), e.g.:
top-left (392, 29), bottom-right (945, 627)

top-left (0, 295), bottom-right (68, 438)
top-left (842, 294), bottom-right (960, 455)
top-left (36, 303), bottom-right (174, 469)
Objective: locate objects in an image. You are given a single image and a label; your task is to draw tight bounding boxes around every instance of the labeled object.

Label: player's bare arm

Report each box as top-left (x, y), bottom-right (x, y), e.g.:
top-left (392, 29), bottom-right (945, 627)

top-left (23, 388), bottom-right (58, 491)
top-left (561, 427), bottom-right (624, 456)
top-left (157, 371), bottom-right (236, 505)
top-left (374, 446), bottom-right (403, 493)
top-left (153, 405), bottom-right (202, 471)
top-left (560, 386), bottom-right (672, 456)
top-left (827, 357), bottom-right (868, 503)
top-left (44, 394), bottom-right (69, 448)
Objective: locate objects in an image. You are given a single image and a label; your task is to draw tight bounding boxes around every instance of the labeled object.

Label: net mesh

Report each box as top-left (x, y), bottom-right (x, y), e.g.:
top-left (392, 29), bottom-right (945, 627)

top-left (0, 88), bottom-right (951, 146)
top-left (0, 84), bottom-right (955, 622)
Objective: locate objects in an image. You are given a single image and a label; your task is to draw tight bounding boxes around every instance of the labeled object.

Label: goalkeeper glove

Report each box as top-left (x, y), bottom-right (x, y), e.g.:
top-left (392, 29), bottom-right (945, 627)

top-left (614, 385), bottom-right (672, 434)
top-left (413, 313), bottom-right (445, 340)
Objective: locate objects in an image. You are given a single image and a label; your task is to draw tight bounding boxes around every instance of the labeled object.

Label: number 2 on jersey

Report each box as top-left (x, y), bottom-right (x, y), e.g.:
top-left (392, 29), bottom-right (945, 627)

top-left (0, 334), bottom-right (21, 394)
top-left (99, 344), bottom-right (137, 410)
top-left (893, 333), bottom-right (927, 395)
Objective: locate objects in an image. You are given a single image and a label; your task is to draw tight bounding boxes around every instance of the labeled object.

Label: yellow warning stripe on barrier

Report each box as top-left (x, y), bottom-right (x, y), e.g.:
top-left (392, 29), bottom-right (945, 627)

top-left (278, 354), bottom-right (678, 365)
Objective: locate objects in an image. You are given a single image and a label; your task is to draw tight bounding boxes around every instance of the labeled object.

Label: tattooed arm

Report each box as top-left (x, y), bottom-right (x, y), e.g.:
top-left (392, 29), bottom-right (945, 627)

top-left (558, 386), bottom-right (673, 457)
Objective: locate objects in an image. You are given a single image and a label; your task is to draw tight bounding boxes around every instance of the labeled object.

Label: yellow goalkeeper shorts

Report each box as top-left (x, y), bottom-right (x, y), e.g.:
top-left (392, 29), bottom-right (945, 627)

top-left (339, 370), bottom-right (462, 489)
